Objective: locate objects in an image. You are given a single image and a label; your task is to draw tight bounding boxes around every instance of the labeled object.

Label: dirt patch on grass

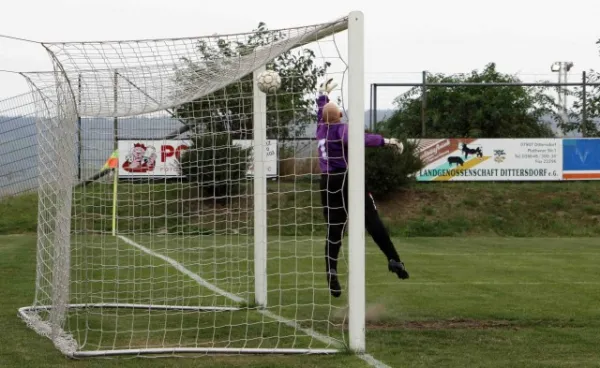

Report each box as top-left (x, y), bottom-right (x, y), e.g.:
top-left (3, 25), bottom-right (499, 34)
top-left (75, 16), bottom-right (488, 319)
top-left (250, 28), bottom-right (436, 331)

top-left (335, 315), bottom-right (522, 331)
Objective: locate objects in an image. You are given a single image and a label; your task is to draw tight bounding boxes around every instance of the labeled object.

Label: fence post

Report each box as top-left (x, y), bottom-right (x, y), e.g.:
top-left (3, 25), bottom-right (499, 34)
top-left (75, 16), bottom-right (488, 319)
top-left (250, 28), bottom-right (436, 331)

top-left (373, 83), bottom-right (378, 132)
top-left (421, 70), bottom-right (427, 137)
top-left (369, 84), bottom-right (373, 130)
top-left (582, 71), bottom-right (587, 137)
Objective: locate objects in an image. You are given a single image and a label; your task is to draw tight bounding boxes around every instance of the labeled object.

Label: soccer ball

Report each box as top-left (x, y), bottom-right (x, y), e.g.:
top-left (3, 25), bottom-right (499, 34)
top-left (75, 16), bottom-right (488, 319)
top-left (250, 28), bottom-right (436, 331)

top-left (256, 70), bottom-right (281, 94)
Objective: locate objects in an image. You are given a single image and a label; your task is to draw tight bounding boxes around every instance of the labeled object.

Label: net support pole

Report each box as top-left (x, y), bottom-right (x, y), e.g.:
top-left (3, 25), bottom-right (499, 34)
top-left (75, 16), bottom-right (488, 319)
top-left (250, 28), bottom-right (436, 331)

top-left (347, 10), bottom-right (366, 353)
top-left (77, 74), bottom-right (82, 181)
top-left (253, 66), bottom-right (268, 308)
top-left (112, 70), bottom-right (119, 236)
top-left (48, 72), bottom-right (77, 340)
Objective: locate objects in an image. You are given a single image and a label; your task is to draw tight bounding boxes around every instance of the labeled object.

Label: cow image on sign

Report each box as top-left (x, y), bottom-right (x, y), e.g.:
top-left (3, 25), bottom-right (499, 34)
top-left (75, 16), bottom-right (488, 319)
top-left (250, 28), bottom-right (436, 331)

top-left (416, 138), bottom-right (563, 182)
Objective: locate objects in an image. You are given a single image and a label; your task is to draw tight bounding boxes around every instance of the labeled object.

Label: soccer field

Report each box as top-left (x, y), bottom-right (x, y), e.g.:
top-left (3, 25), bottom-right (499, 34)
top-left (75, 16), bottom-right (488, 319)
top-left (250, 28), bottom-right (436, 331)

top-left (2, 234), bottom-right (600, 367)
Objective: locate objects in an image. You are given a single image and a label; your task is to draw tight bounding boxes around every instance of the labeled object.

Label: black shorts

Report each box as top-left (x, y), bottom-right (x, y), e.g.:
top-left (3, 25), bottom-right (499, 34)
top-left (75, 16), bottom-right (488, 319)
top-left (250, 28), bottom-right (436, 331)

top-left (319, 170), bottom-right (377, 225)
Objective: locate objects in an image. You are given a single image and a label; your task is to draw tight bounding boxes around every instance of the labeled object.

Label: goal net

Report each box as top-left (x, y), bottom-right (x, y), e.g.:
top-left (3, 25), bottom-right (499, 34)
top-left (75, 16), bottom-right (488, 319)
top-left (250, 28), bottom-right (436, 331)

top-left (0, 89), bottom-right (44, 198)
top-left (18, 12), bottom-right (367, 357)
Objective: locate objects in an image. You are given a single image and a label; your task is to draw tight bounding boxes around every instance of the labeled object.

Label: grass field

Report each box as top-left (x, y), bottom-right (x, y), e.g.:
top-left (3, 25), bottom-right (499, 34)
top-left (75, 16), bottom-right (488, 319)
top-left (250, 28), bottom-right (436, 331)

top-left (4, 181), bottom-right (600, 237)
top-left (2, 233), bottom-right (600, 367)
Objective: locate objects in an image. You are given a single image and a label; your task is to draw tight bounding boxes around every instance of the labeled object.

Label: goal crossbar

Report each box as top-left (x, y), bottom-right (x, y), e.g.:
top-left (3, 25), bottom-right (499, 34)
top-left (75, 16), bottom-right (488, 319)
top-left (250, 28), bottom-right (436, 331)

top-left (33, 16), bottom-right (351, 119)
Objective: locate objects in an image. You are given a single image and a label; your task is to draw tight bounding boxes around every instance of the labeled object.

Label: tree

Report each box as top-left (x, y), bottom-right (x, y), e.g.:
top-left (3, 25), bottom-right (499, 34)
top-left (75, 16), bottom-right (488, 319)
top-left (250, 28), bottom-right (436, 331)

top-left (179, 132), bottom-right (250, 202)
top-left (385, 63), bottom-right (558, 139)
top-left (365, 138), bottom-right (424, 199)
top-left (177, 23), bottom-right (330, 196)
top-left (173, 22), bottom-right (330, 140)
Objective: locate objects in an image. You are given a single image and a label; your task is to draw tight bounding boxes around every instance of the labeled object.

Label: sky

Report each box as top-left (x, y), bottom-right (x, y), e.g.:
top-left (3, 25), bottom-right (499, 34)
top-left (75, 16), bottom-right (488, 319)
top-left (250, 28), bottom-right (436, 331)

top-left (0, 0), bottom-right (598, 110)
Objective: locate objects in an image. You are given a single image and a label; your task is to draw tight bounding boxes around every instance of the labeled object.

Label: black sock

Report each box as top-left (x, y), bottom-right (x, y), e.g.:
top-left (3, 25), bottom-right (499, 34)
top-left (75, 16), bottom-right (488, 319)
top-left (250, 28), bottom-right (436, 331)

top-left (365, 193), bottom-right (401, 262)
top-left (325, 224), bottom-right (344, 273)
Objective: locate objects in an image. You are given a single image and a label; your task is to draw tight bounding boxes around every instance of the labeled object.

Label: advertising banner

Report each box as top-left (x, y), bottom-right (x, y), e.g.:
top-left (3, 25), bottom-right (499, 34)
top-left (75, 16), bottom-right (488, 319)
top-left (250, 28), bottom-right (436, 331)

top-left (416, 138), bottom-right (562, 181)
top-left (232, 139), bottom-right (278, 178)
top-left (118, 140), bottom-right (190, 178)
top-left (562, 138), bottom-right (600, 180)
top-left (117, 139), bottom-right (278, 178)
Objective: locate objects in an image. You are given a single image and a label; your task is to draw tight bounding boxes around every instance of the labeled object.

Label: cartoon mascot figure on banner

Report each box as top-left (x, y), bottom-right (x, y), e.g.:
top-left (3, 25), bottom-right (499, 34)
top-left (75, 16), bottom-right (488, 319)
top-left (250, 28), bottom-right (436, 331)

top-left (122, 142), bottom-right (157, 173)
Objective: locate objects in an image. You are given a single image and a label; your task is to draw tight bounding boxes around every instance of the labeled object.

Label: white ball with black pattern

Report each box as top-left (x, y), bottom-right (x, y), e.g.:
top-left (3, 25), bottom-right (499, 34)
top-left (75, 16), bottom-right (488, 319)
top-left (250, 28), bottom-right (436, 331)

top-left (256, 70), bottom-right (282, 94)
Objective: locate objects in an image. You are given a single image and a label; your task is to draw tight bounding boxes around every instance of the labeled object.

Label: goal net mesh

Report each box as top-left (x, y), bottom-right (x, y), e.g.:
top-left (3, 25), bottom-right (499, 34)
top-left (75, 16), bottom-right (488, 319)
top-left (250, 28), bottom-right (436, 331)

top-left (0, 85), bottom-right (62, 199)
top-left (18, 16), bottom-right (355, 357)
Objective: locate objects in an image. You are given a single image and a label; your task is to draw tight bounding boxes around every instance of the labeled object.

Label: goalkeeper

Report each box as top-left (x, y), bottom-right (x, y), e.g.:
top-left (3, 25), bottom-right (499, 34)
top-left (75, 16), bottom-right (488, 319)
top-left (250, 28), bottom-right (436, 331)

top-left (316, 78), bottom-right (409, 298)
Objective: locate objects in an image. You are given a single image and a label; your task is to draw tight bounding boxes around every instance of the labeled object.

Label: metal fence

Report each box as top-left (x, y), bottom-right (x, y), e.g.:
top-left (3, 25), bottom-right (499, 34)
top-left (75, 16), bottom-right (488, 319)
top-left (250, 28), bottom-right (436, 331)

top-left (369, 71), bottom-right (600, 137)
top-left (0, 90), bottom-right (40, 198)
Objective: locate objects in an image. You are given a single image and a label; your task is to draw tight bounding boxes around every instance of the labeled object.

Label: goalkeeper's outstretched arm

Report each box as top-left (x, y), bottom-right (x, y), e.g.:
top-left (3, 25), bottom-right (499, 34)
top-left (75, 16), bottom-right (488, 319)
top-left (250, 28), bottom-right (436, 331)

top-left (315, 78), bottom-right (404, 152)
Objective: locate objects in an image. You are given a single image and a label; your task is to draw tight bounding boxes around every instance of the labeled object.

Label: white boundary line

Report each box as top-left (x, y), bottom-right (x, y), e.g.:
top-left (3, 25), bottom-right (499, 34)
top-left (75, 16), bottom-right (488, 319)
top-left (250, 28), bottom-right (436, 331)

top-left (275, 249), bottom-right (600, 256)
top-left (118, 235), bottom-right (398, 367)
top-left (358, 353), bottom-right (393, 368)
top-left (367, 281), bottom-right (600, 286)
top-left (118, 235), bottom-right (244, 303)
top-left (117, 235), bottom-right (340, 347)
top-left (393, 252), bottom-right (600, 256)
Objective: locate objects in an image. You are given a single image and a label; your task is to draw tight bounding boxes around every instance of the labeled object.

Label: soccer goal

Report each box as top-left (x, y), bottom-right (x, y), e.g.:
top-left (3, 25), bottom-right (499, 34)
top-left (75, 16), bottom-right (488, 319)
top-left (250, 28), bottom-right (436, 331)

top-left (18, 11), bottom-right (366, 358)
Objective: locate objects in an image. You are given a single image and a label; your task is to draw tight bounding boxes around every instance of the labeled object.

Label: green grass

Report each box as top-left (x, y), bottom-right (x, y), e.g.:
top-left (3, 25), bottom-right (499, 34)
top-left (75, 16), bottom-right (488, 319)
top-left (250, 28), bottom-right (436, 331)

top-left (2, 234), bottom-right (600, 367)
top-left (380, 180), bottom-right (600, 237)
top-left (3, 180), bottom-right (600, 366)
top-left (4, 181), bottom-right (600, 237)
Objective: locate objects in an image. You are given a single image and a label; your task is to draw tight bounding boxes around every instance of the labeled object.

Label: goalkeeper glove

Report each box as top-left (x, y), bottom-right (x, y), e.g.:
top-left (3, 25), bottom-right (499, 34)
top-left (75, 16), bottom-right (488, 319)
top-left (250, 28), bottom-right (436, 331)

top-left (384, 138), bottom-right (404, 154)
top-left (319, 78), bottom-right (338, 95)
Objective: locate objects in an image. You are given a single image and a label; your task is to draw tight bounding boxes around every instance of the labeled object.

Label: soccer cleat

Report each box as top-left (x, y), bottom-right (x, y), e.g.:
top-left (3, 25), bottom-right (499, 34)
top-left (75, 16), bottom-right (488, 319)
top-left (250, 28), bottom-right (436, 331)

top-left (388, 259), bottom-right (409, 280)
top-left (327, 269), bottom-right (342, 298)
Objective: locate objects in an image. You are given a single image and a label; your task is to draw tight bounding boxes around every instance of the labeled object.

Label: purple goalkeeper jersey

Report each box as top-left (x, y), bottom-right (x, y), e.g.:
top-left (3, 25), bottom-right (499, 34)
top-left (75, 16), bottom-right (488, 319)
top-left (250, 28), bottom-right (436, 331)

top-left (315, 95), bottom-right (384, 173)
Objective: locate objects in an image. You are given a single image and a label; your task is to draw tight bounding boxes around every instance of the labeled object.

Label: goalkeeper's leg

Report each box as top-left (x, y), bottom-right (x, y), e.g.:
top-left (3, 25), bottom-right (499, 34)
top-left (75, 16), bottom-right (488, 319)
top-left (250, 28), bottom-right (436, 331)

top-left (320, 172), bottom-right (409, 299)
top-left (320, 171), bottom-right (347, 298)
top-left (364, 192), bottom-right (409, 279)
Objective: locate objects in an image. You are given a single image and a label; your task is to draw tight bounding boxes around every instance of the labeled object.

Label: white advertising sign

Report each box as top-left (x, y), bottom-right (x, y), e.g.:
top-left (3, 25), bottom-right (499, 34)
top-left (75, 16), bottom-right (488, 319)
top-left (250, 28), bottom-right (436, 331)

top-left (117, 139), bottom-right (278, 178)
top-left (232, 139), bottom-right (278, 178)
top-left (118, 140), bottom-right (189, 178)
top-left (416, 138), bottom-right (563, 181)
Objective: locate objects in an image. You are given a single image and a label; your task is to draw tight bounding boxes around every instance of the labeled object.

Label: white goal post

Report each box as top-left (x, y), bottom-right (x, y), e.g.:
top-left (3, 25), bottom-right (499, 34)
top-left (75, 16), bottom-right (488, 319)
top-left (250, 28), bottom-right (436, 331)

top-left (17, 11), bottom-right (366, 357)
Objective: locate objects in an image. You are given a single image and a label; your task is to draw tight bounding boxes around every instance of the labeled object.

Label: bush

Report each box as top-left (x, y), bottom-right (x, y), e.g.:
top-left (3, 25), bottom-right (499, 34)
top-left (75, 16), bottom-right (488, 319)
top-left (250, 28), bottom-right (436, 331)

top-left (179, 132), bottom-right (251, 202)
top-left (278, 144), bottom-right (320, 180)
top-left (365, 138), bottom-right (424, 199)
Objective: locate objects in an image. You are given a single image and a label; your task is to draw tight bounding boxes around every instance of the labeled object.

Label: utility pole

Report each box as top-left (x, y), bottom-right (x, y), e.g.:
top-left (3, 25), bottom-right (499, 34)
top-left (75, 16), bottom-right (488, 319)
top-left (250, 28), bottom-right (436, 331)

top-left (551, 61), bottom-right (574, 136)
